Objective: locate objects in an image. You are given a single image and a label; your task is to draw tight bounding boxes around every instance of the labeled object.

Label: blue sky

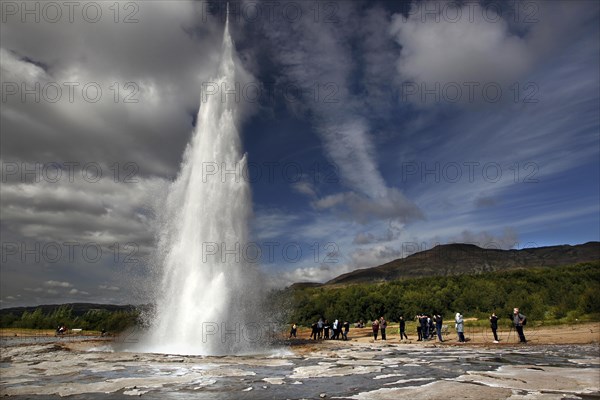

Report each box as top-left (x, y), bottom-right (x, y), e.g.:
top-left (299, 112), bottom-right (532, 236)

top-left (1, 0), bottom-right (598, 306)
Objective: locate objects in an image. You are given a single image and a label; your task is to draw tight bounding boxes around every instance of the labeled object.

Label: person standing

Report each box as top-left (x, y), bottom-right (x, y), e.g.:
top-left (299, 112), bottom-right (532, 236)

top-left (380, 316), bottom-right (387, 340)
top-left (428, 316), bottom-right (435, 339)
top-left (455, 313), bottom-right (465, 342)
top-left (317, 318), bottom-right (324, 339)
top-left (416, 315), bottom-right (422, 341)
top-left (310, 322), bottom-right (318, 340)
top-left (331, 319), bottom-right (339, 340)
top-left (513, 308), bottom-right (527, 343)
top-left (490, 312), bottom-right (499, 343)
top-left (372, 319), bottom-right (380, 340)
top-left (399, 316), bottom-right (408, 340)
top-left (289, 323), bottom-right (297, 338)
top-left (420, 314), bottom-right (429, 340)
top-left (434, 313), bottom-right (444, 342)
top-left (342, 321), bottom-right (350, 341)
top-left (324, 319), bottom-right (330, 340)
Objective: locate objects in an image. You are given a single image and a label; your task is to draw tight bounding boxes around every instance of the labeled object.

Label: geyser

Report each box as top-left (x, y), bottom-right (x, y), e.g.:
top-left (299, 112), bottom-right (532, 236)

top-left (142, 14), bottom-right (263, 356)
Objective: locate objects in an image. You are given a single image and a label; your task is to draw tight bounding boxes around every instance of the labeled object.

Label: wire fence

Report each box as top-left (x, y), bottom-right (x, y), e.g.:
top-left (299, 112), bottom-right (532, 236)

top-left (0, 328), bottom-right (109, 345)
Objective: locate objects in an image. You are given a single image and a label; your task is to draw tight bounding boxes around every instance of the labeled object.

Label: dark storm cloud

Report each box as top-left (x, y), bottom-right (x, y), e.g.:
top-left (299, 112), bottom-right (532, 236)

top-left (0, 2), bottom-right (235, 306)
top-left (1, 2), bottom-right (224, 178)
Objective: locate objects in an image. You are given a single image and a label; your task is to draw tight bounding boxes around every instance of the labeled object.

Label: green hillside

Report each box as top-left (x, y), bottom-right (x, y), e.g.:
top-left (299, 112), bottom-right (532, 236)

top-left (283, 262), bottom-right (600, 326)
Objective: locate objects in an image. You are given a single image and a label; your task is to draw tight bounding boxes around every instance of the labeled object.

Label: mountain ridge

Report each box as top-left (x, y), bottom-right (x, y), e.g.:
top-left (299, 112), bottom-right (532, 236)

top-left (320, 241), bottom-right (600, 286)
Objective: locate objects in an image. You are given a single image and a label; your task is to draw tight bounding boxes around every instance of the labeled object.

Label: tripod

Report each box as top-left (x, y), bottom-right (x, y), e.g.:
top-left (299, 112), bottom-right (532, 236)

top-left (505, 314), bottom-right (516, 343)
top-left (507, 322), bottom-right (515, 343)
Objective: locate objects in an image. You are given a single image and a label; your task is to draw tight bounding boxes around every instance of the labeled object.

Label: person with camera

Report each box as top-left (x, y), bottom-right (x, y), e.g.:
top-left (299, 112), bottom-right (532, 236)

top-left (512, 307), bottom-right (527, 343)
top-left (489, 312), bottom-right (499, 343)
top-left (455, 313), bottom-right (465, 342)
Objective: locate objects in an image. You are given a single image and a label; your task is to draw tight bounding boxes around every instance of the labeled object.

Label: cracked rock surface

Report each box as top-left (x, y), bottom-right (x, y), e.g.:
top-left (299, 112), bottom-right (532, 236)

top-left (1, 338), bottom-right (598, 399)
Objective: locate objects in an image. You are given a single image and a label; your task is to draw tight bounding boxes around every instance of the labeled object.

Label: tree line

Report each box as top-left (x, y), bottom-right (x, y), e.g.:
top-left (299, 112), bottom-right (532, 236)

top-left (2, 262), bottom-right (598, 332)
top-left (0, 304), bottom-right (140, 332)
top-left (283, 262), bottom-right (600, 326)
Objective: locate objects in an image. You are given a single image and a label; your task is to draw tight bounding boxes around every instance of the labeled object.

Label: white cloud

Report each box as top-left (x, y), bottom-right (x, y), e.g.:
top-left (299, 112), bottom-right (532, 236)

top-left (312, 189), bottom-right (422, 224)
top-left (44, 280), bottom-right (72, 288)
top-left (0, 48), bottom-right (46, 82)
top-left (291, 181), bottom-right (317, 198)
top-left (448, 228), bottom-right (519, 250)
top-left (353, 221), bottom-right (403, 245)
top-left (390, 3), bottom-right (532, 89)
top-left (261, 3), bottom-right (422, 224)
top-left (350, 245), bottom-right (403, 267)
top-left (68, 288), bottom-right (89, 295)
top-left (270, 263), bottom-right (355, 286)
top-left (251, 208), bottom-right (302, 240)
top-left (389, 1), bottom-right (597, 107)
top-left (99, 285), bottom-right (120, 291)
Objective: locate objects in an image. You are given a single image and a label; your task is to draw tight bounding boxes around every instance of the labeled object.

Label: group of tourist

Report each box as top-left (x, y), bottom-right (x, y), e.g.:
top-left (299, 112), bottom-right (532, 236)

top-left (292, 307), bottom-right (528, 343)
top-left (415, 307), bottom-right (526, 343)
top-left (453, 308), bottom-right (527, 343)
top-left (371, 316), bottom-right (388, 340)
top-left (293, 318), bottom-right (351, 341)
top-left (414, 313), bottom-right (445, 342)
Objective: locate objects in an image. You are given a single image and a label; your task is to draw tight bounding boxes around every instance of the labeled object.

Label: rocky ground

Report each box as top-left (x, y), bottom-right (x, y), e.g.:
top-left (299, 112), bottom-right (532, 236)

top-left (1, 325), bottom-right (599, 399)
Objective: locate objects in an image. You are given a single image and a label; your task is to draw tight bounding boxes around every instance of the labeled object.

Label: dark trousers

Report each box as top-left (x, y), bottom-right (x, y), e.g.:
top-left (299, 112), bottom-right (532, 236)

top-left (492, 327), bottom-right (498, 341)
top-left (373, 330), bottom-right (378, 340)
top-left (516, 326), bottom-right (526, 342)
top-left (381, 328), bottom-right (386, 340)
top-left (458, 332), bottom-right (465, 342)
top-left (417, 327), bottom-right (422, 341)
top-left (421, 324), bottom-right (428, 339)
top-left (400, 330), bottom-right (408, 340)
top-left (436, 326), bottom-right (443, 341)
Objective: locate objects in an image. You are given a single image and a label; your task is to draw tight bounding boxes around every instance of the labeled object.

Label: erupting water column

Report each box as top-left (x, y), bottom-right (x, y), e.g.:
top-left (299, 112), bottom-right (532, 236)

top-left (144, 13), bottom-right (262, 355)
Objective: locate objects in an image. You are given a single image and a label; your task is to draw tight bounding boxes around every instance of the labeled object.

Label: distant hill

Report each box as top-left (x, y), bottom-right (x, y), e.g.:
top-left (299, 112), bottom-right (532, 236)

top-left (323, 241), bottom-right (600, 286)
top-left (288, 282), bottom-right (323, 290)
top-left (0, 302), bottom-right (143, 316)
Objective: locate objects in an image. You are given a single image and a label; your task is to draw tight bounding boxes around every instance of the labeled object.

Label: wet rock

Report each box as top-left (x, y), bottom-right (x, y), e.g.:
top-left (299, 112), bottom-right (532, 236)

top-left (263, 377), bottom-right (285, 385)
top-left (123, 388), bottom-right (147, 396)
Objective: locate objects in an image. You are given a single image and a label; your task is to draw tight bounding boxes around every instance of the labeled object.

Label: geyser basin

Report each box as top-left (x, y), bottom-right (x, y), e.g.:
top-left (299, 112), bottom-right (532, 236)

top-left (2, 339), bottom-right (599, 399)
